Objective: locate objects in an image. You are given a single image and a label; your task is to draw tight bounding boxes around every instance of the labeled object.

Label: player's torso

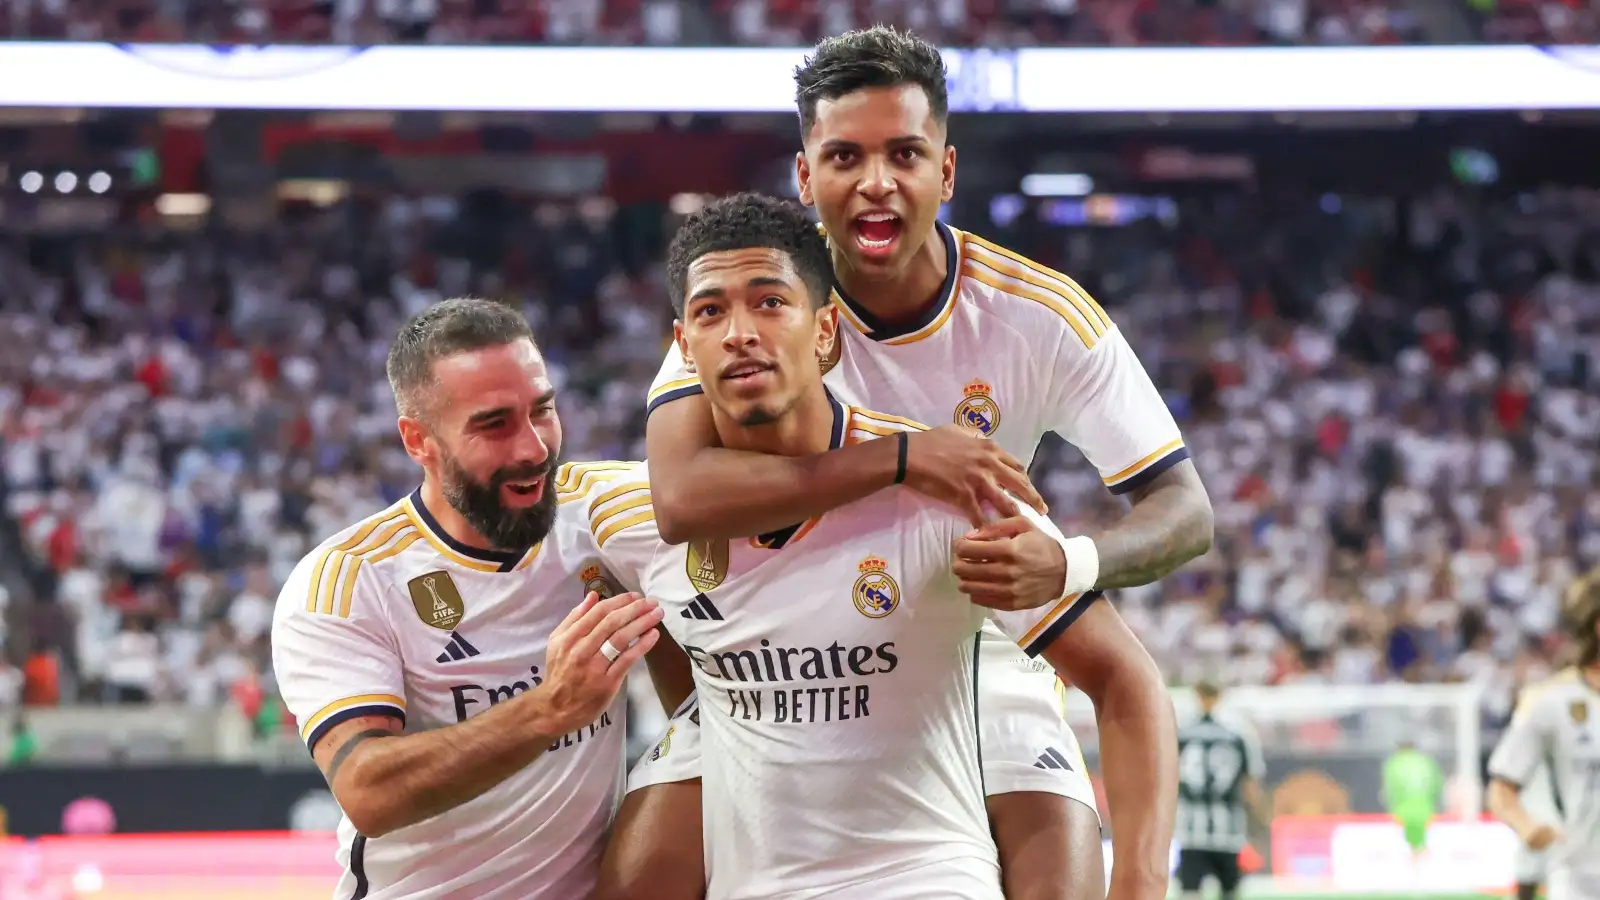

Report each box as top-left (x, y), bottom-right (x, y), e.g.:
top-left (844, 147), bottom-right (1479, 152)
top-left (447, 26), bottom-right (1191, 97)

top-left (351, 503), bottom-right (627, 899)
top-left (1537, 683), bottom-right (1600, 872)
top-left (641, 489), bottom-right (998, 898)
top-left (825, 289), bottom-right (1041, 464)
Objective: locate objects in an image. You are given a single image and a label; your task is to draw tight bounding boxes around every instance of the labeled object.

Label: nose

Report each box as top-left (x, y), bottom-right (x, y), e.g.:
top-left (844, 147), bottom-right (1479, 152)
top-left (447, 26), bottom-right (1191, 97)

top-left (856, 157), bottom-right (895, 202)
top-left (720, 303), bottom-right (760, 352)
top-left (510, 419), bottom-right (550, 466)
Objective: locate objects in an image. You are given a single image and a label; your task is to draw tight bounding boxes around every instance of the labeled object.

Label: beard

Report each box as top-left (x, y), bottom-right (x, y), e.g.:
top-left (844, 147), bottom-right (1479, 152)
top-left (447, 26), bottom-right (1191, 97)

top-left (438, 452), bottom-right (559, 551)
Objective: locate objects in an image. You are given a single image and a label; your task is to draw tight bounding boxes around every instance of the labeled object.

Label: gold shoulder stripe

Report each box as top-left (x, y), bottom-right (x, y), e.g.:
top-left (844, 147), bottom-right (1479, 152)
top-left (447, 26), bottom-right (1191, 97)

top-left (587, 481), bottom-right (651, 513)
top-left (596, 510), bottom-right (656, 549)
top-left (1103, 439), bottom-right (1186, 487)
top-left (850, 421), bottom-right (902, 439)
top-left (852, 408), bottom-right (929, 432)
top-left (964, 234), bottom-right (1111, 331)
top-left (556, 461), bottom-right (634, 493)
top-left (962, 260), bottom-right (1097, 350)
top-left (306, 508), bottom-right (409, 614)
top-left (317, 519), bottom-right (419, 618)
top-left (592, 492), bottom-right (653, 533)
top-left (336, 530), bottom-right (424, 619)
top-left (648, 376), bottom-right (701, 402)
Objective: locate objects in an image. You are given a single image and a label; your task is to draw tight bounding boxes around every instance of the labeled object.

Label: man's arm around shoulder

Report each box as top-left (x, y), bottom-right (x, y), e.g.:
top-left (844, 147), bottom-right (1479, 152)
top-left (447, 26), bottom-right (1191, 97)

top-left (309, 592), bottom-right (664, 837)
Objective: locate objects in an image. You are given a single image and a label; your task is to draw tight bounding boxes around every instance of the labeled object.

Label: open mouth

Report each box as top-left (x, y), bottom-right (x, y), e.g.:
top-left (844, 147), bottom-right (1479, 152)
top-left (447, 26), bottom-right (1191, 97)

top-left (502, 476), bottom-right (546, 502)
top-left (722, 361), bottom-right (775, 384)
top-left (853, 211), bottom-right (903, 258)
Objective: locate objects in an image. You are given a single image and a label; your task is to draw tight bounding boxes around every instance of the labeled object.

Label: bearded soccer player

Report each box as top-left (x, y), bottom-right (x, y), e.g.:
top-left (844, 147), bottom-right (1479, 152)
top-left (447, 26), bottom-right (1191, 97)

top-left (1489, 568), bottom-right (1600, 900)
top-left (271, 299), bottom-right (687, 899)
top-left (591, 194), bottom-right (1167, 900)
top-left (604, 27), bottom-right (1199, 900)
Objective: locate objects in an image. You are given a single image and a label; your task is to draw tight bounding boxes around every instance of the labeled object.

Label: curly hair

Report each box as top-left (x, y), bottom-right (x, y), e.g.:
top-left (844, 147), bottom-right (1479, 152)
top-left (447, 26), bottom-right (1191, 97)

top-left (664, 193), bottom-right (834, 316)
top-left (794, 25), bottom-right (949, 140)
top-left (1565, 567), bottom-right (1600, 666)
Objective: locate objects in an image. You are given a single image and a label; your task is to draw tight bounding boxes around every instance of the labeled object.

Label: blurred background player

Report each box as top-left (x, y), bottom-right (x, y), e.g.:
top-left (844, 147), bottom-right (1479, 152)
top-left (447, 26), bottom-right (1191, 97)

top-left (1487, 569), bottom-right (1600, 900)
top-left (1175, 681), bottom-right (1267, 900)
top-left (1381, 738), bottom-right (1443, 880)
top-left (1512, 760), bottom-right (1556, 900)
top-left (633, 26), bottom-right (1200, 900)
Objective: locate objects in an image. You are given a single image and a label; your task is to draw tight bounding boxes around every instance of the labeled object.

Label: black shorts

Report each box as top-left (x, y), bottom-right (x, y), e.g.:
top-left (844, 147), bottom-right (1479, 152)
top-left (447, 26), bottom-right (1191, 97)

top-left (1177, 848), bottom-right (1242, 894)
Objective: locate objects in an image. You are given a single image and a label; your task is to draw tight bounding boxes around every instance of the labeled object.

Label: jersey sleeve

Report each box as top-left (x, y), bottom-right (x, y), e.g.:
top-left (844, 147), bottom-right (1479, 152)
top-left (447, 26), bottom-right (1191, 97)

top-left (645, 344), bottom-right (703, 416)
top-left (1042, 324), bottom-right (1189, 496)
top-left (972, 501), bottom-right (1103, 658)
top-left (581, 464), bottom-right (661, 594)
top-left (1488, 690), bottom-right (1554, 788)
top-left (271, 554), bottom-right (407, 753)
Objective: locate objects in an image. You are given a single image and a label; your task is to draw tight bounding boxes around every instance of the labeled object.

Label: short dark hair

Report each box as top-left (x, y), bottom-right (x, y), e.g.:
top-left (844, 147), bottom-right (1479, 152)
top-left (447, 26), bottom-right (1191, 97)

top-left (386, 297), bottom-right (534, 419)
top-left (665, 193), bottom-right (834, 317)
top-left (794, 25), bottom-right (949, 140)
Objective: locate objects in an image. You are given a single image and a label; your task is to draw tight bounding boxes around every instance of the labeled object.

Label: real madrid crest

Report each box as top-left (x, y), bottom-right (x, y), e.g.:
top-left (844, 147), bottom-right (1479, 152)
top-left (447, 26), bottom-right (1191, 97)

top-left (580, 564), bottom-right (618, 600)
top-left (686, 538), bottom-right (730, 592)
top-left (1572, 699), bottom-right (1589, 726)
top-left (649, 725), bottom-right (675, 762)
top-left (852, 555), bottom-right (900, 619)
top-left (954, 378), bottom-right (1001, 437)
top-left (408, 571), bottom-right (465, 631)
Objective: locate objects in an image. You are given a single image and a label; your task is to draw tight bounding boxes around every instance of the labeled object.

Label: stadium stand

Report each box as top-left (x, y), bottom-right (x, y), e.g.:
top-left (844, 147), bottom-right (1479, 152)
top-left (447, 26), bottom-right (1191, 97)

top-left (1, 182), bottom-right (1596, 760)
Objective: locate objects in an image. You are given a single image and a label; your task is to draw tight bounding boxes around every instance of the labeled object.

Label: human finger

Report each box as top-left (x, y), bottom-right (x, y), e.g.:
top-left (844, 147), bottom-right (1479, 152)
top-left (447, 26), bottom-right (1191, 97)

top-left (606, 627), bottom-right (661, 679)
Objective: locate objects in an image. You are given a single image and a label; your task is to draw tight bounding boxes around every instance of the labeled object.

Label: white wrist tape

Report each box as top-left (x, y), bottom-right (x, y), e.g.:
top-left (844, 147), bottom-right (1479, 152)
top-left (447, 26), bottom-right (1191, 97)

top-left (1058, 535), bottom-right (1100, 597)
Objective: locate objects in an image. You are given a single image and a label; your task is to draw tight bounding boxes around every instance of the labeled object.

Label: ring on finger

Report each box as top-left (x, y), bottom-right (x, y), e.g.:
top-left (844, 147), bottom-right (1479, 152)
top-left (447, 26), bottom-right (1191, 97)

top-left (600, 639), bottom-right (622, 663)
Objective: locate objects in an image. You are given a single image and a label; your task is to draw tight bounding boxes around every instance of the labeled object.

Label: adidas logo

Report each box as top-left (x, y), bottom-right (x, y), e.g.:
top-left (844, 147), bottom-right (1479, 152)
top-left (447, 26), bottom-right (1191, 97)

top-left (435, 632), bottom-right (481, 663)
top-left (680, 593), bottom-right (724, 621)
top-left (1032, 747), bottom-right (1075, 771)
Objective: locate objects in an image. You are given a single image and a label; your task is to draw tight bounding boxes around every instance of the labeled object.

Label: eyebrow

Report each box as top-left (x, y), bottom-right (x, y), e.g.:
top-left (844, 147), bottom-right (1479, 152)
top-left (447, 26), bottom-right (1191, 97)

top-left (819, 135), bottom-right (929, 153)
top-left (463, 388), bottom-right (556, 426)
top-left (687, 276), bottom-right (792, 304)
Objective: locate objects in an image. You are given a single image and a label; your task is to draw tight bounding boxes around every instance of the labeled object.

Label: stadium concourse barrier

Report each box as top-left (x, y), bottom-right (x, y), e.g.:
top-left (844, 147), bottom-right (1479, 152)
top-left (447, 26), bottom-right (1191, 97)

top-left (0, 832), bottom-right (339, 899)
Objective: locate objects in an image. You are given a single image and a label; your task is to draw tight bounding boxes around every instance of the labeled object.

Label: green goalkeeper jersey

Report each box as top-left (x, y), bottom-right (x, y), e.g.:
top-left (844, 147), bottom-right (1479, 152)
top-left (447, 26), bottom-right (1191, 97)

top-left (1383, 747), bottom-right (1443, 812)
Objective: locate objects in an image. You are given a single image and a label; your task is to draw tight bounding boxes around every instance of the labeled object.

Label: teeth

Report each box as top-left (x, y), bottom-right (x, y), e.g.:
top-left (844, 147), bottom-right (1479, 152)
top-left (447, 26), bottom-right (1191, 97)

top-left (857, 235), bottom-right (894, 249)
top-left (859, 212), bottom-right (897, 222)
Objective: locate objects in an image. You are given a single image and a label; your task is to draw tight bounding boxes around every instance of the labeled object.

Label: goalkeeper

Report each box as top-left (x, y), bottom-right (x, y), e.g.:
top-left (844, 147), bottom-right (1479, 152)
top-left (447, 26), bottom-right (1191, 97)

top-left (1382, 739), bottom-right (1443, 858)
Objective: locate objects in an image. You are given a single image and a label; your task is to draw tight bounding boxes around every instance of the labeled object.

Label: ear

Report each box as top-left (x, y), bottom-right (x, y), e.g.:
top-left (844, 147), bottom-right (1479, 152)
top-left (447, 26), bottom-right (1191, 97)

top-left (396, 415), bottom-right (433, 468)
top-left (815, 304), bottom-right (838, 361)
top-left (673, 319), bottom-right (696, 374)
top-left (940, 144), bottom-right (956, 204)
top-left (795, 151), bottom-right (814, 207)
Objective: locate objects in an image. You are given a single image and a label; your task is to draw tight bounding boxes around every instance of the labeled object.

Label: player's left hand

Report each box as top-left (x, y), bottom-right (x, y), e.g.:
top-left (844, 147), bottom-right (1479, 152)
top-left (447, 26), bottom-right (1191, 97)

top-left (953, 516), bottom-right (1068, 611)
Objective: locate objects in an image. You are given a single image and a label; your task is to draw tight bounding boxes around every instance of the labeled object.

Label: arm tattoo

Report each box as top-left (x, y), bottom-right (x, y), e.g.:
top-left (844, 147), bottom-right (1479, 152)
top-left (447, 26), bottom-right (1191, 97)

top-left (1091, 462), bottom-right (1214, 590)
top-left (325, 729), bottom-right (393, 787)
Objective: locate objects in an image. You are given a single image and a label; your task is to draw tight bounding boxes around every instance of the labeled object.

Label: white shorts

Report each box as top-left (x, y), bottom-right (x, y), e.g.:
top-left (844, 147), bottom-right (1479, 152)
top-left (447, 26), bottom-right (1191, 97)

top-left (630, 625), bottom-right (1100, 821)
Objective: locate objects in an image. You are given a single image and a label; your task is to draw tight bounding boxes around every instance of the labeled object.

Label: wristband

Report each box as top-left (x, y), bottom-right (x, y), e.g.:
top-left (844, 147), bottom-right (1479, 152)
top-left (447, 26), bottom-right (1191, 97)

top-left (1058, 535), bottom-right (1100, 597)
top-left (893, 431), bottom-right (909, 485)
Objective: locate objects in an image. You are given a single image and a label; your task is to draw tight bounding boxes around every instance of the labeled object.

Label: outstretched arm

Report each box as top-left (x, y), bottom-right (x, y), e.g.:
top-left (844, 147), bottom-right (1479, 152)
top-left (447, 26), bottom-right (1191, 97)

top-left (1091, 460), bottom-right (1213, 589)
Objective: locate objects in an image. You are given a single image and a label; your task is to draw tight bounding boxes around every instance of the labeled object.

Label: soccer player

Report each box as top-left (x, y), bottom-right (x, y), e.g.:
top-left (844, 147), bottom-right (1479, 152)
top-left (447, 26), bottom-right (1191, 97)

top-left (1488, 569), bottom-right (1600, 900)
top-left (615, 26), bottom-right (1205, 900)
top-left (595, 193), bottom-right (1168, 900)
top-left (1381, 739), bottom-right (1443, 868)
top-left (1512, 756), bottom-right (1556, 900)
top-left (271, 298), bottom-right (683, 899)
top-left (1175, 682), bottom-right (1267, 900)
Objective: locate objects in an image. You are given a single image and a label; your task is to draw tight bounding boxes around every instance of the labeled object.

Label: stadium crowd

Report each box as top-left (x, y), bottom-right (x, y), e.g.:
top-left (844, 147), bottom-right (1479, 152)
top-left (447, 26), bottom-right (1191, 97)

top-left (0, 0), bottom-right (1438, 46)
top-left (0, 184), bottom-right (1596, 748)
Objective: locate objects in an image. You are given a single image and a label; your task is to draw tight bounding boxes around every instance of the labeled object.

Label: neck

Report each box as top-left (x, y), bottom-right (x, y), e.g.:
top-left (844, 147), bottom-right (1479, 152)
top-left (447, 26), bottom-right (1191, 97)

top-left (833, 223), bottom-right (948, 324)
top-left (714, 388), bottom-right (834, 458)
top-left (418, 477), bottom-right (500, 552)
top-left (1583, 663), bottom-right (1600, 693)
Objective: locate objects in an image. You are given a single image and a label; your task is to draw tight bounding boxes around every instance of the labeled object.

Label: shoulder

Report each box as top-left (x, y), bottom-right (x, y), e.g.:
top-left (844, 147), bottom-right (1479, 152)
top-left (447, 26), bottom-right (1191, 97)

top-left (954, 227), bottom-right (1115, 352)
top-left (554, 460), bottom-right (654, 549)
top-left (1515, 669), bottom-right (1581, 718)
top-left (843, 405), bottom-right (929, 444)
top-left (275, 499), bottom-right (420, 625)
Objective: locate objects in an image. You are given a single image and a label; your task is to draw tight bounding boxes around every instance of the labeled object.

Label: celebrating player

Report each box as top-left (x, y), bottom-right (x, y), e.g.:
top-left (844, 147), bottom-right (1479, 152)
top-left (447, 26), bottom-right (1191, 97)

top-left (611, 25), bottom-right (1204, 900)
top-left (1488, 568), bottom-right (1600, 900)
top-left (1175, 682), bottom-right (1268, 900)
top-left (593, 194), bottom-right (1169, 900)
top-left (271, 298), bottom-right (686, 899)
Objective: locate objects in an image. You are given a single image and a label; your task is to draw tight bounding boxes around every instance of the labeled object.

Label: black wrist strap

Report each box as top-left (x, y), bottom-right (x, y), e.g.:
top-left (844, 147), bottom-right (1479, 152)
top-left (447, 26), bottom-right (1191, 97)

top-left (893, 431), bottom-right (909, 485)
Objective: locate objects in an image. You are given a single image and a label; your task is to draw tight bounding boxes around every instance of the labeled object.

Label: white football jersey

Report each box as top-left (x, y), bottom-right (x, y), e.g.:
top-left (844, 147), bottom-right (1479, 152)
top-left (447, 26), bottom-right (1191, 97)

top-left (647, 221), bottom-right (1186, 791)
top-left (1489, 667), bottom-right (1600, 889)
top-left (600, 398), bottom-right (1101, 900)
top-left (271, 461), bottom-right (648, 900)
